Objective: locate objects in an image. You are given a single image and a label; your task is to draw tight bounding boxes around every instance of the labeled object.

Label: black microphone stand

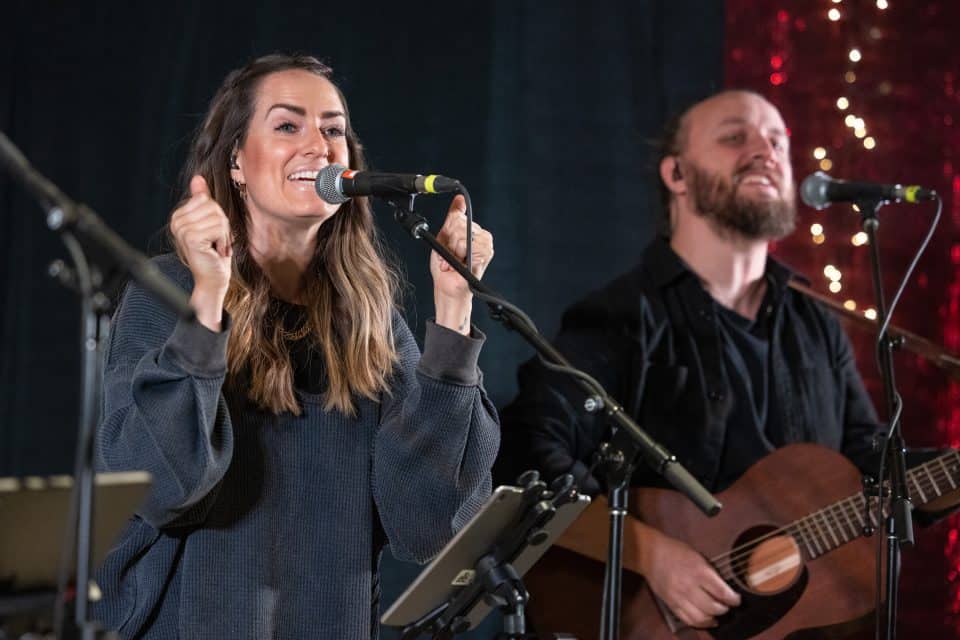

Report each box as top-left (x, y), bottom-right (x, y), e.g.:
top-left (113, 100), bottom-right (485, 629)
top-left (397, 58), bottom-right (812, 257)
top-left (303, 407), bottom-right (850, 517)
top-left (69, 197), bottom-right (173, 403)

top-left (385, 193), bottom-right (721, 640)
top-left (0, 131), bottom-right (193, 640)
top-left (857, 198), bottom-right (913, 640)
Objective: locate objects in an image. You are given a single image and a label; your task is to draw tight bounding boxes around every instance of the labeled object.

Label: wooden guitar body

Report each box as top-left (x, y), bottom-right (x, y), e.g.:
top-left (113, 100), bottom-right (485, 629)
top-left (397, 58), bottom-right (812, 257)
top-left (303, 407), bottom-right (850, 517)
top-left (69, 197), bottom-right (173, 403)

top-left (523, 444), bottom-right (879, 640)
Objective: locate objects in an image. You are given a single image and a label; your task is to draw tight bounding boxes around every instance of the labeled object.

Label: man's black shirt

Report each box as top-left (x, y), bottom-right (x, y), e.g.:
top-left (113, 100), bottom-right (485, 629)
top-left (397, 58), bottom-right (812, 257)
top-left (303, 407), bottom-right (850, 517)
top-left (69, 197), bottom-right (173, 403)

top-left (496, 237), bottom-right (883, 494)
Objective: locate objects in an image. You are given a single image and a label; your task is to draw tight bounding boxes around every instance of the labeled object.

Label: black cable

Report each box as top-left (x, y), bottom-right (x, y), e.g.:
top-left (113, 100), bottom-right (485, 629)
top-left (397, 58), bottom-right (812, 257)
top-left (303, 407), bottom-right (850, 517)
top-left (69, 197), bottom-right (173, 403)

top-left (53, 231), bottom-right (94, 640)
top-left (869, 195), bottom-right (940, 638)
top-left (456, 184), bottom-right (473, 274)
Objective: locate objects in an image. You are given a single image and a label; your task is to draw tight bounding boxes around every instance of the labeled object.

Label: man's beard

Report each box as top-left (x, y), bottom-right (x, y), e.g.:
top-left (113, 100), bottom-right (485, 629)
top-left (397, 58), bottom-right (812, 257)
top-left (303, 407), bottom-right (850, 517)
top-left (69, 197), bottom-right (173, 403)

top-left (686, 161), bottom-right (797, 241)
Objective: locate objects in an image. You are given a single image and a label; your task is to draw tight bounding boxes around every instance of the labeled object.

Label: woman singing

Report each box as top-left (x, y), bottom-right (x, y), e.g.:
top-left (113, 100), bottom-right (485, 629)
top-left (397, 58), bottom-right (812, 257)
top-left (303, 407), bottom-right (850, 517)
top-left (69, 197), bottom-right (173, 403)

top-left (94, 53), bottom-right (499, 639)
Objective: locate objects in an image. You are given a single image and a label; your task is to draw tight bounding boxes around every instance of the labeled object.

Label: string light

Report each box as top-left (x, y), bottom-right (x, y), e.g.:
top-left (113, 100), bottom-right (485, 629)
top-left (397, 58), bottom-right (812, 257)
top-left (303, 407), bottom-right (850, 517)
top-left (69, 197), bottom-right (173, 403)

top-left (824, 264), bottom-right (840, 279)
top-left (811, 223), bottom-right (824, 235)
top-left (728, 1), bottom-right (956, 628)
top-left (829, 281), bottom-right (842, 293)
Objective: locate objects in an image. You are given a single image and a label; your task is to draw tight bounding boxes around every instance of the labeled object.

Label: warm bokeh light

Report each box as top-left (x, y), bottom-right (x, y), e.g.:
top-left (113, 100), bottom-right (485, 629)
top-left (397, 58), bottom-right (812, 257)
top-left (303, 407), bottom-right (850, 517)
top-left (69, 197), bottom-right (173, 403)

top-left (813, 147), bottom-right (827, 159)
top-left (829, 281), bottom-right (842, 293)
top-left (812, 233), bottom-right (826, 245)
top-left (819, 158), bottom-right (834, 171)
top-left (811, 223), bottom-right (824, 235)
top-left (864, 308), bottom-right (877, 321)
top-left (864, 136), bottom-right (877, 149)
top-left (845, 114), bottom-right (857, 127)
top-left (845, 70), bottom-right (857, 83)
top-left (828, 8), bottom-right (841, 21)
top-left (849, 48), bottom-right (862, 62)
top-left (852, 231), bottom-right (869, 246)
top-left (843, 300), bottom-right (857, 311)
top-left (836, 97), bottom-right (849, 110)
top-left (876, 0), bottom-right (889, 8)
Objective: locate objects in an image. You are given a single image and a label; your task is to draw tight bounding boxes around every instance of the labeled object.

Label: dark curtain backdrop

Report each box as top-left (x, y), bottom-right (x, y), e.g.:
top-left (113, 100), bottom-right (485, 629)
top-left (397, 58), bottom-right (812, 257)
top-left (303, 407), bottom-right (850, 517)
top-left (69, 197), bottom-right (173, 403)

top-left (0, 1), bottom-right (722, 636)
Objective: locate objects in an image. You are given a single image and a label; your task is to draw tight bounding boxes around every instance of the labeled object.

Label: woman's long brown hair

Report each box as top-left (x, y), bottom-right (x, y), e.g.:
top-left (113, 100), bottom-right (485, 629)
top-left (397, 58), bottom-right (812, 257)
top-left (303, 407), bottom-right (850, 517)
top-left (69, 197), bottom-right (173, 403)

top-left (178, 53), bottom-right (399, 415)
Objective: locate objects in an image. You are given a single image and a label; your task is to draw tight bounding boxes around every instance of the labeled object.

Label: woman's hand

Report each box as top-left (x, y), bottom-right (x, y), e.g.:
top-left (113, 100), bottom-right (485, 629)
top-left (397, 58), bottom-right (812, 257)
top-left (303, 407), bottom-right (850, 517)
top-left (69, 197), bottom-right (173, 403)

top-left (169, 175), bottom-right (233, 331)
top-left (431, 195), bottom-right (494, 335)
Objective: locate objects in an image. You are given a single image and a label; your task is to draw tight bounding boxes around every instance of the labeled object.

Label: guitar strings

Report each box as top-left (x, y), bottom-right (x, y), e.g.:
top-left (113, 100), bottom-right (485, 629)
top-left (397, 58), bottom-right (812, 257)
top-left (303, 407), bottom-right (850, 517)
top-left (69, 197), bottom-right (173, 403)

top-left (703, 452), bottom-right (959, 580)
top-left (715, 456), bottom-right (954, 577)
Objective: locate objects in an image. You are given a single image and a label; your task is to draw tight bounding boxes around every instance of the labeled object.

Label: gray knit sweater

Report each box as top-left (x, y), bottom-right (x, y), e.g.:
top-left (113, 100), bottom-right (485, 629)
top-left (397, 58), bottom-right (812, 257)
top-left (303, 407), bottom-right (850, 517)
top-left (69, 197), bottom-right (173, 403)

top-left (92, 254), bottom-right (500, 639)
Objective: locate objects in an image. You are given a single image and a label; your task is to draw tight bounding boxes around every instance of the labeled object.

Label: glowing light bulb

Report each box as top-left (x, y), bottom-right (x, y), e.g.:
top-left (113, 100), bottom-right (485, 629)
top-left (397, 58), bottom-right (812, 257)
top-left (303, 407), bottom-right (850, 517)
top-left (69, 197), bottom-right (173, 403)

top-left (844, 114), bottom-right (857, 127)
top-left (829, 281), bottom-right (842, 293)
top-left (813, 234), bottom-right (826, 245)
top-left (849, 49), bottom-right (862, 63)
top-left (828, 8), bottom-right (841, 21)
top-left (836, 97), bottom-right (849, 110)
top-left (811, 223), bottom-right (824, 235)
top-left (877, 0), bottom-right (888, 8)
top-left (864, 308), bottom-right (877, 320)
top-left (819, 158), bottom-right (834, 171)
top-left (864, 136), bottom-right (876, 149)
top-left (813, 147), bottom-right (827, 160)
top-left (843, 300), bottom-right (857, 311)
top-left (845, 71), bottom-right (857, 83)
top-left (854, 117), bottom-right (865, 129)
top-left (852, 231), bottom-right (869, 246)
top-left (824, 265), bottom-right (838, 278)
top-left (854, 127), bottom-right (867, 139)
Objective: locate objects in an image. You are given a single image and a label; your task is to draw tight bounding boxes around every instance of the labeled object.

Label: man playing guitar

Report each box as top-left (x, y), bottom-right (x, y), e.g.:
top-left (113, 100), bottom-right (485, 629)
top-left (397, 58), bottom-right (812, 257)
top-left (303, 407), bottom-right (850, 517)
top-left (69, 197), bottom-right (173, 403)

top-left (495, 90), bottom-right (955, 637)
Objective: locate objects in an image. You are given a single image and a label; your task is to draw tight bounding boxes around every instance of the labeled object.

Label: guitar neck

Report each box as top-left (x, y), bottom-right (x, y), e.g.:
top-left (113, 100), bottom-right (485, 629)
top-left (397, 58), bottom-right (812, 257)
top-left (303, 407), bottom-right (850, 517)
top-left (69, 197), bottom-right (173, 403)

top-left (714, 450), bottom-right (960, 570)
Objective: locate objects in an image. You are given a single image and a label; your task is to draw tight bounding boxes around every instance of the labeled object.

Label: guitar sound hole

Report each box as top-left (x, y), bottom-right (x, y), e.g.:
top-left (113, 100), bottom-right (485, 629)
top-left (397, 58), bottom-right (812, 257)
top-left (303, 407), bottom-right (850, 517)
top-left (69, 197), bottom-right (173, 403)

top-left (731, 525), bottom-right (804, 596)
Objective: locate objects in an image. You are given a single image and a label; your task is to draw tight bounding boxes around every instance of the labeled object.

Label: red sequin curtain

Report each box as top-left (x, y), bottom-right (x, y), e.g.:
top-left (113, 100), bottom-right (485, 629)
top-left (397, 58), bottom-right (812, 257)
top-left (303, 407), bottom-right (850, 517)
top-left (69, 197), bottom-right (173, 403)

top-left (726, 0), bottom-right (960, 636)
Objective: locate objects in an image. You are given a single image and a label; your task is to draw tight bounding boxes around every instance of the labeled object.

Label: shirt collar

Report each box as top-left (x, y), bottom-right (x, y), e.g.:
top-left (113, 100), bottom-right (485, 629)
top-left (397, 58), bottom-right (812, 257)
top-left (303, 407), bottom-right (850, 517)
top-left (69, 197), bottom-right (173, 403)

top-left (642, 235), bottom-right (803, 293)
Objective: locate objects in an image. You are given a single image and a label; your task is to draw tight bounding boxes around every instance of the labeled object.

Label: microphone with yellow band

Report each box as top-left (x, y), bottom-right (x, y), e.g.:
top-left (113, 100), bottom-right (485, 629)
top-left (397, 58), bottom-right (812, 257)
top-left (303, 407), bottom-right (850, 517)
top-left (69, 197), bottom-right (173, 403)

top-left (316, 163), bottom-right (460, 204)
top-left (801, 171), bottom-right (937, 210)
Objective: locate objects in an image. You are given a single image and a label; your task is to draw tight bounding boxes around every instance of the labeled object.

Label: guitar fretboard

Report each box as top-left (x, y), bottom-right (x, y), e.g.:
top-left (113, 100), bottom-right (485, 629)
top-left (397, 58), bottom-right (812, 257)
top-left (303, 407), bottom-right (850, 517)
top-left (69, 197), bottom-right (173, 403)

top-left (711, 450), bottom-right (960, 581)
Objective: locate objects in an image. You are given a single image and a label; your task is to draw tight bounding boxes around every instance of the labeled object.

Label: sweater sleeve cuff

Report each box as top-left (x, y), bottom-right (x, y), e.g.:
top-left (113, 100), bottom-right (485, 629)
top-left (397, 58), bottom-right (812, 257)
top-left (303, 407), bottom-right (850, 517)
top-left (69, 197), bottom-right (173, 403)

top-left (164, 312), bottom-right (232, 377)
top-left (418, 320), bottom-right (485, 385)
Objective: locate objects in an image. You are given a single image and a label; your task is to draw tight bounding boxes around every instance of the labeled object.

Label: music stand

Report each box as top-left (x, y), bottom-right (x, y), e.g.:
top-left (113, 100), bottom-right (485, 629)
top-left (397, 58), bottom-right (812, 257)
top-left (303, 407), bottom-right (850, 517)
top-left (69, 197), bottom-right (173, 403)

top-left (381, 473), bottom-right (589, 639)
top-left (0, 471), bottom-right (151, 618)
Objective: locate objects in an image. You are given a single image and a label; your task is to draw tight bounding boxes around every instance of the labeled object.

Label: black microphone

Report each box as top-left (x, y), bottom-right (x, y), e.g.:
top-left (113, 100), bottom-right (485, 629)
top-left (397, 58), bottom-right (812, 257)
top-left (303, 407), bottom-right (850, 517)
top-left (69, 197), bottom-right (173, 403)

top-left (316, 163), bottom-right (460, 204)
top-left (800, 171), bottom-right (936, 210)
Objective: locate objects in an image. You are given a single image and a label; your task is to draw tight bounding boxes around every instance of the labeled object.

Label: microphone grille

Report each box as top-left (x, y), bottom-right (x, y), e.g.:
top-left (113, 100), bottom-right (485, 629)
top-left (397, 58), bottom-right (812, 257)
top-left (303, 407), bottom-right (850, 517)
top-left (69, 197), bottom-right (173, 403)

top-left (316, 164), bottom-right (350, 205)
top-left (800, 171), bottom-right (831, 210)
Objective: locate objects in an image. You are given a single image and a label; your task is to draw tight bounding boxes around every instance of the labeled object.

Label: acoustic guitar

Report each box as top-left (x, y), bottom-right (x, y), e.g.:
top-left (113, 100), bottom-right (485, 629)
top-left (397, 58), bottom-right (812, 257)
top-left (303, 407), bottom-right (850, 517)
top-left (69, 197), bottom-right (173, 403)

top-left (522, 443), bottom-right (960, 639)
